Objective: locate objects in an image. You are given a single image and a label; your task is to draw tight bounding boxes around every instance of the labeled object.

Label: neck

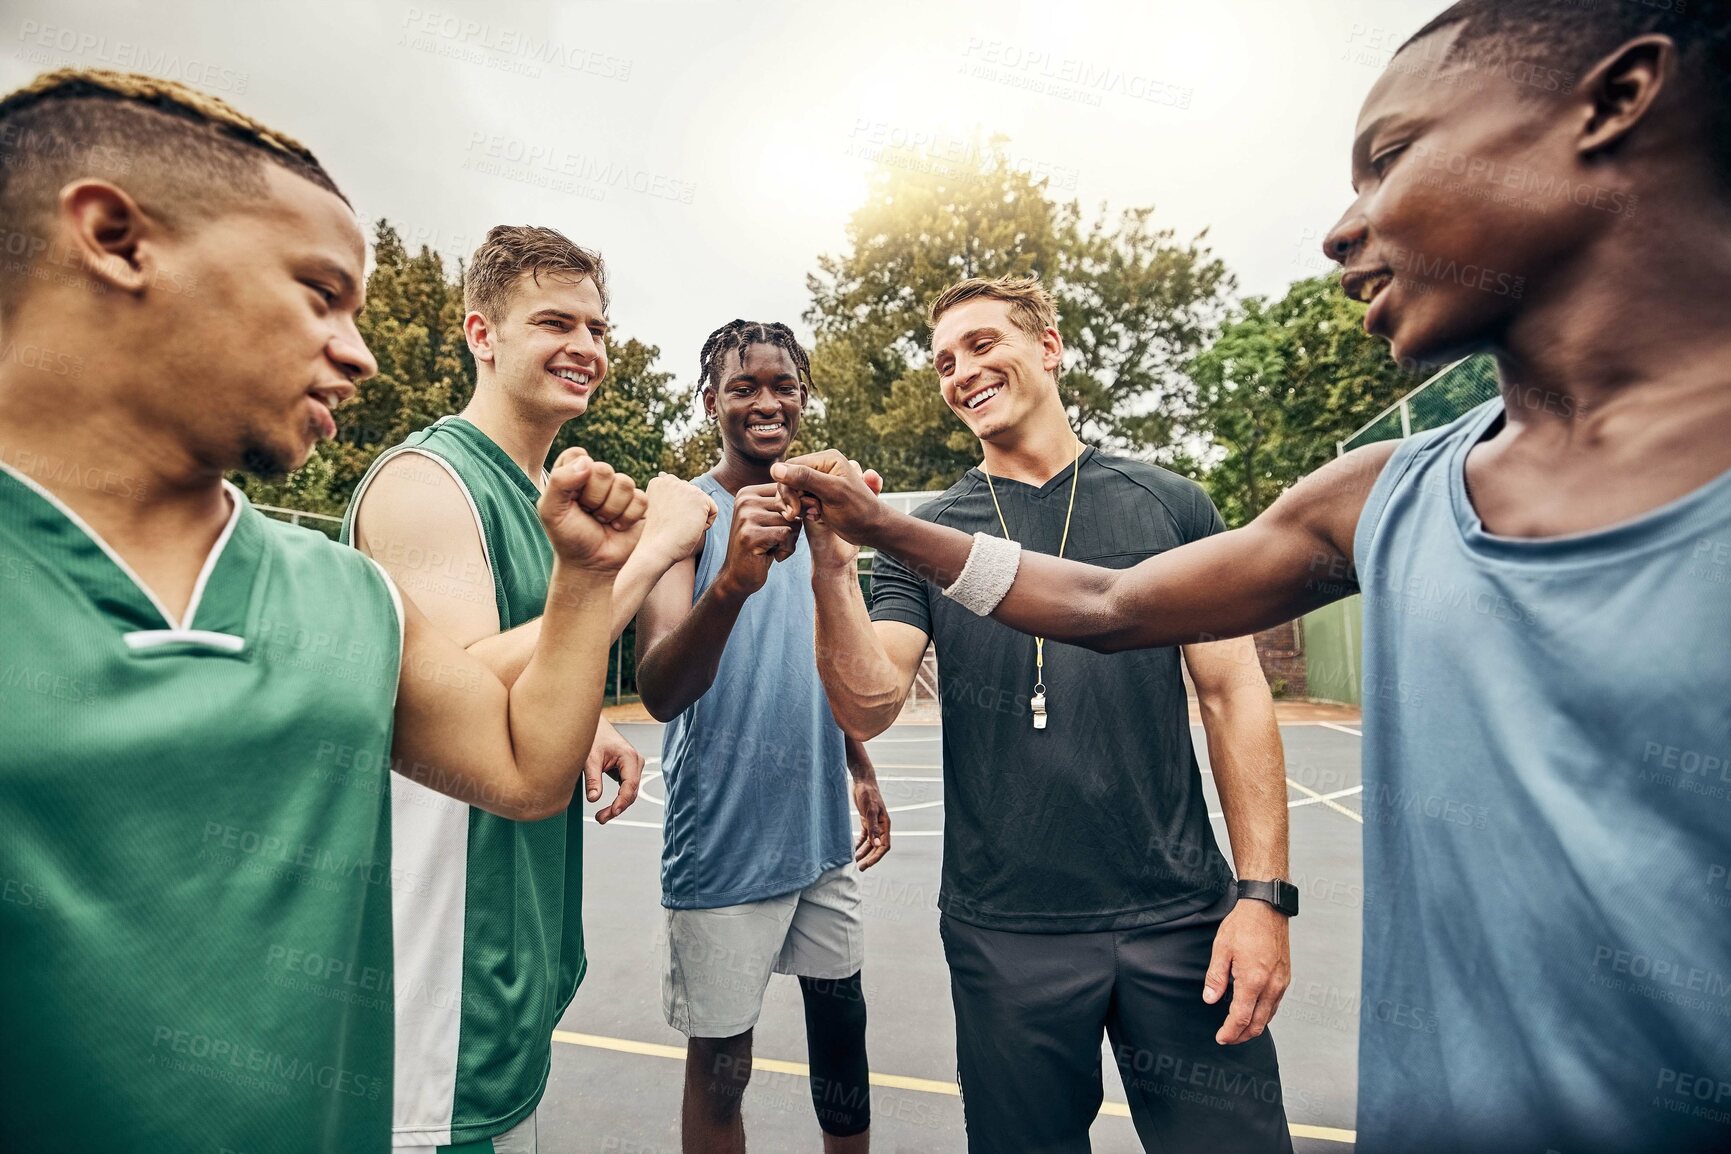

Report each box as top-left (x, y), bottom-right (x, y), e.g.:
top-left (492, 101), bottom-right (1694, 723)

top-left (459, 379), bottom-right (564, 488)
top-left (0, 336), bottom-right (230, 534)
top-left (1492, 193), bottom-right (1731, 431)
top-left (979, 404), bottom-right (1083, 485)
top-left (710, 442), bottom-right (778, 495)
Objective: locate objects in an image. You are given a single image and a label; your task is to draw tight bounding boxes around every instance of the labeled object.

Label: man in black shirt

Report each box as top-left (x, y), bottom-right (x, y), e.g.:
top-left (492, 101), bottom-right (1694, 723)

top-left (798, 275), bottom-right (1296, 1153)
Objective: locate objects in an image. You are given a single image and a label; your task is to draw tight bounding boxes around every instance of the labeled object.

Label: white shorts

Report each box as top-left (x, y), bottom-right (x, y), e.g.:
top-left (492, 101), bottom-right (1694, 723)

top-left (662, 863), bottom-right (866, 1038)
top-left (397, 1108), bottom-right (537, 1153)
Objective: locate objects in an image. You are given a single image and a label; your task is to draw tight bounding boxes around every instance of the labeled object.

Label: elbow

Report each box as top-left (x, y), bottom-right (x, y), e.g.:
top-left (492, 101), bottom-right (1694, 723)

top-left (494, 788), bottom-right (567, 823)
top-left (837, 706), bottom-right (895, 743)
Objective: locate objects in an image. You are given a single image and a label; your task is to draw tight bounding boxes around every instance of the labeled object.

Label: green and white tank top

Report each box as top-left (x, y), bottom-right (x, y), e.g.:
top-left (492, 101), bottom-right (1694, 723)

top-left (344, 417), bottom-right (585, 1147)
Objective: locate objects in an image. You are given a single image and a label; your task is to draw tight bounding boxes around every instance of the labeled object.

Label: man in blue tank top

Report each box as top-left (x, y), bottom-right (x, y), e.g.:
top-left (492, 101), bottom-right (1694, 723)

top-left (636, 320), bottom-right (891, 1154)
top-left (773, 3), bottom-right (1731, 1151)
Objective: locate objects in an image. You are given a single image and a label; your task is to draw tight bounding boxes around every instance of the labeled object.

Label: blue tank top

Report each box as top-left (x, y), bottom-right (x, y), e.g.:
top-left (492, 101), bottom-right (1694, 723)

top-left (1352, 399), bottom-right (1731, 1154)
top-left (657, 473), bottom-right (852, 909)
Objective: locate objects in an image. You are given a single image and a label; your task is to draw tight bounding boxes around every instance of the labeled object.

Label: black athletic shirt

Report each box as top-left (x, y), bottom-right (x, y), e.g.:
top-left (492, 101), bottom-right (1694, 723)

top-left (870, 447), bottom-right (1235, 933)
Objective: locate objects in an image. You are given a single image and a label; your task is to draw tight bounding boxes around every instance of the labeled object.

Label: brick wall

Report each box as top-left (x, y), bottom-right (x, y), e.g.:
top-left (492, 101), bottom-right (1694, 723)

top-left (1254, 620), bottom-right (1307, 699)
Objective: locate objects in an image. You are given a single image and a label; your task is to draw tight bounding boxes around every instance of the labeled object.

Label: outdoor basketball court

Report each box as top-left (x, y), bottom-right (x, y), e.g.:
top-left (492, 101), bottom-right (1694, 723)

top-left (545, 713), bottom-right (1367, 1153)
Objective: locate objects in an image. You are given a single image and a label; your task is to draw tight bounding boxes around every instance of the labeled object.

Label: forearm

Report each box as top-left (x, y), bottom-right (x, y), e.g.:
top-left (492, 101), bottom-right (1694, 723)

top-left (813, 567), bottom-right (909, 739)
top-left (1199, 684), bottom-right (1289, 880)
top-left (844, 734), bottom-right (876, 783)
top-left (502, 562), bottom-right (616, 815)
top-left (607, 545), bottom-right (681, 642)
top-left (873, 509), bottom-right (1336, 653)
top-left (635, 580), bottom-right (747, 721)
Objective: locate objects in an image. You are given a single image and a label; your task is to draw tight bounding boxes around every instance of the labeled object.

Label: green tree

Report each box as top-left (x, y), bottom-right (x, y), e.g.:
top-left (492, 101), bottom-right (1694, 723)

top-left (804, 139), bottom-right (1232, 490)
top-left (1187, 274), bottom-right (1422, 526)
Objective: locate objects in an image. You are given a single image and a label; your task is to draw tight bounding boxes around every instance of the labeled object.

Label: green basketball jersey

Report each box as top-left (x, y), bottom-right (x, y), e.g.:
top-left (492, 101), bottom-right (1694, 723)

top-left (0, 464), bottom-right (403, 1153)
top-left (342, 417), bottom-right (585, 1147)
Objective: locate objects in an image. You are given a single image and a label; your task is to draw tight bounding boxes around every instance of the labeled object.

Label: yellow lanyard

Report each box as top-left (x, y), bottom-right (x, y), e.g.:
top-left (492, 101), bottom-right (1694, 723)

top-left (983, 439), bottom-right (1082, 729)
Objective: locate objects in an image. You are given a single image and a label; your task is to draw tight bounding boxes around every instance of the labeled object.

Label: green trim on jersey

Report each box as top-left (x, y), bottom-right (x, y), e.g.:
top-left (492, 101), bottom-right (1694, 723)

top-left (344, 417), bottom-right (586, 1146)
top-left (0, 466), bottom-right (402, 1153)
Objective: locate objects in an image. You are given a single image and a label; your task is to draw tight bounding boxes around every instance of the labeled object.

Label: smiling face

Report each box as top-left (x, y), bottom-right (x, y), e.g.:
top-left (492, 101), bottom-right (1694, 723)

top-left (138, 163), bottom-right (377, 478)
top-left (704, 342), bottom-right (806, 465)
top-left (930, 296), bottom-right (1064, 444)
top-left (1322, 25), bottom-right (1604, 366)
top-left (469, 272), bottom-right (609, 423)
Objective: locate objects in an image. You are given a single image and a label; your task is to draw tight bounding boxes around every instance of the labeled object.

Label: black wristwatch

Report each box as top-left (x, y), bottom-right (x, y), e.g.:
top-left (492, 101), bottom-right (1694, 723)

top-left (1235, 878), bottom-right (1299, 918)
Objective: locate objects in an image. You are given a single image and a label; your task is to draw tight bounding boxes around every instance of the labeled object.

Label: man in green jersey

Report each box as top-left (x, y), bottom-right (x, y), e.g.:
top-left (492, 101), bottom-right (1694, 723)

top-left (345, 225), bottom-right (717, 1152)
top-left (0, 69), bottom-right (645, 1154)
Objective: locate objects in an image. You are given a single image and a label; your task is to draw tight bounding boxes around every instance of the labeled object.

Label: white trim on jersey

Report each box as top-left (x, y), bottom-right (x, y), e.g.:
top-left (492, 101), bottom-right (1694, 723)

top-left (0, 462), bottom-right (244, 631)
top-left (362, 556), bottom-right (407, 708)
top-left (122, 629), bottom-right (247, 653)
top-left (388, 770), bottom-right (472, 1147)
top-left (346, 444), bottom-right (497, 583)
top-left (349, 439), bottom-right (496, 1147)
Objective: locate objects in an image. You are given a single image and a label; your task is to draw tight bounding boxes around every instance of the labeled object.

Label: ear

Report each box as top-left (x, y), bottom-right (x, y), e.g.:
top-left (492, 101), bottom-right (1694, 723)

top-left (463, 310), bottom-right (496, 365)
top-left (1041, 325), bottom-right (1064, 376)
top-left (59, 180), bottom-right (155, 294)
top-left (1575, 34), bottom-right (1673, 159)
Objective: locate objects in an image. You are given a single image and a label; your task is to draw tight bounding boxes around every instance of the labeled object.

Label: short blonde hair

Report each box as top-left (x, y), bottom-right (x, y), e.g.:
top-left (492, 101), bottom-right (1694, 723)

top-left (926, 274), bottom-right (1058, 340)
top-left (463, 224), bottom-right (607, 323)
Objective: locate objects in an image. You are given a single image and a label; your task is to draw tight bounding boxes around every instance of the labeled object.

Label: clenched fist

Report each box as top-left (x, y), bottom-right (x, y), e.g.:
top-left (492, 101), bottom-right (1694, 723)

top-left (538, 447), bottom-right (648, 571)
top-left (640, 473), bottom-right (718, 566)
top-left (714, 483), bottom-right (802, 600)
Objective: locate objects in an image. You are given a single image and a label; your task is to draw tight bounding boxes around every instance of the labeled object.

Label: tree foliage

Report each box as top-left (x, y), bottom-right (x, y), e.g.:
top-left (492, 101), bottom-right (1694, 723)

top-left (1186, 274), bottom-right (1422, 525)
top-left (802, 139), bottom-right (1233, 491)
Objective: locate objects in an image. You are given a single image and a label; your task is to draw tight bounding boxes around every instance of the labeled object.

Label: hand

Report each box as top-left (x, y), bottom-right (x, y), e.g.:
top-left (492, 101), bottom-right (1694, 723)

top-left (1203, 897), bottom-right (1292, 1044)
top-left (804, 461), bottom-right (883, 575)
top-left (585, 718), bottom-right (644, 824)
top-left (716, 483), bottom-right (802, 599)
top-left (640, 473), bottom-right (717, 565)
top-left (770, 450), bottom-right (884, 546)
top-left (852, 775), bottom-right (891, 870)
top-left (539, 447), bottom-right (648, 571)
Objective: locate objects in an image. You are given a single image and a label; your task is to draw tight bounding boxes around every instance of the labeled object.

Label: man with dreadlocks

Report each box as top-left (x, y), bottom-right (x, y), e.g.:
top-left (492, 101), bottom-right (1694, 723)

top-left (0, 70), bottom-right (647, 1153)
top-left (635, 319), bottom-right (891, 1154)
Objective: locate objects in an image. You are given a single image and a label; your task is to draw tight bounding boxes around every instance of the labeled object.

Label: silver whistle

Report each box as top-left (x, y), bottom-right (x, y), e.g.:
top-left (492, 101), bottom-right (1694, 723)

top-left (1031, 691), bottom-right (1048, 730)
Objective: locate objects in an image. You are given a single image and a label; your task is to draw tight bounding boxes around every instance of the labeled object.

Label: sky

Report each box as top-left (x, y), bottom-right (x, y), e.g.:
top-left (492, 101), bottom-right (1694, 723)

top-left (4, 0), bottom-right (1446, 397)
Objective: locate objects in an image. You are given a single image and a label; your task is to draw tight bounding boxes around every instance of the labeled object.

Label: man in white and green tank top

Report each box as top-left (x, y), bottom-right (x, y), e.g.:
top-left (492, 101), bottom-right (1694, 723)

top-left (0, 70), bottom-right (648, 1154)
top-left (344, 226), bottom-right (715, 1152)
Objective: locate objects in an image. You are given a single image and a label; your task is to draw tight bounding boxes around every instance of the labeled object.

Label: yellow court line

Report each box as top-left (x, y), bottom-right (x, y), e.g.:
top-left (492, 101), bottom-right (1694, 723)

top-left (1286, 775), bottom-right (1365, 824)
top-left (551, 1031), bottom-right (1356, 1144)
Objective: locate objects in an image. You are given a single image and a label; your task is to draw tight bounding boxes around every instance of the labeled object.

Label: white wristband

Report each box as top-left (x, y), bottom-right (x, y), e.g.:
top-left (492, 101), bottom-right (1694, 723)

top-left (942, 532), bottom-right (1022, 616)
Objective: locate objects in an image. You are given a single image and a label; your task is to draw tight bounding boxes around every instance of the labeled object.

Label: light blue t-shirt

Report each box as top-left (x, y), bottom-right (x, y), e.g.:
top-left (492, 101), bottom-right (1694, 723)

top-left (1353, 399), bottom-right (1731, 1154)
top-left (658, 473), bottom-right (853, 909)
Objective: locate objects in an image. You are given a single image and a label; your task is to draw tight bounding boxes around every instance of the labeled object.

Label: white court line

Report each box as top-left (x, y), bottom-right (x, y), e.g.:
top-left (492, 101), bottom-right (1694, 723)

top-left (1286, 775), bottom-right (1365, 823)
top-left (1319, 721), bottom-right (1363, 737)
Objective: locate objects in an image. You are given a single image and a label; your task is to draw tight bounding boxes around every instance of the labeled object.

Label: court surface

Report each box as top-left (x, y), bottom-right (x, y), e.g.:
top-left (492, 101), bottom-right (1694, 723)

top-left (545, 717), bottom-right (1366, 1153)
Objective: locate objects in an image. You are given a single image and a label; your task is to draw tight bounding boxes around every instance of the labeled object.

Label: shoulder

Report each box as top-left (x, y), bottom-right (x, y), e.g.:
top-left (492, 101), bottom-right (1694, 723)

top-left (351, 448), bottom-right (482, 548)
top-left (1087, 451), bottom-right (1216, 534)
top-left (910, 472), bottom-right (986, 525)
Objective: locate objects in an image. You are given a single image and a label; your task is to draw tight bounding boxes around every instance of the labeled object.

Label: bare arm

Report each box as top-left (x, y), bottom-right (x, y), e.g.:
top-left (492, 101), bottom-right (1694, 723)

top-left (774, 443), bottom-right (1398, 652)
top-left (1187, 636), bottom-right (1289, 885)
top-left (807, 513), bottom-right (929, 740)
top-left (846, 734), bottom-right (891, 870)
top-left (635, 483), bottom-right (798, 722)
top-left (358, 466), bottom-right (715, 688)
top-left (386, 448), bottom-right (646, 821)
top-left (1185, 634), bottom-right (1293, 1045)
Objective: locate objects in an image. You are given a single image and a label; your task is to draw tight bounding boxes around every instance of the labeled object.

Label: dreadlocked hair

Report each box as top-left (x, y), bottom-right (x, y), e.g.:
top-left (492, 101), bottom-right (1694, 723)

top-left (695, 319), bottom-right (814, 396)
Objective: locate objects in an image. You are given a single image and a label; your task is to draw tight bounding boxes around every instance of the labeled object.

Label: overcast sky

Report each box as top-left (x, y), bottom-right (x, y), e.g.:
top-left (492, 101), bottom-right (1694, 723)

top-left (6, 0), bottom-right (1444, 401)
